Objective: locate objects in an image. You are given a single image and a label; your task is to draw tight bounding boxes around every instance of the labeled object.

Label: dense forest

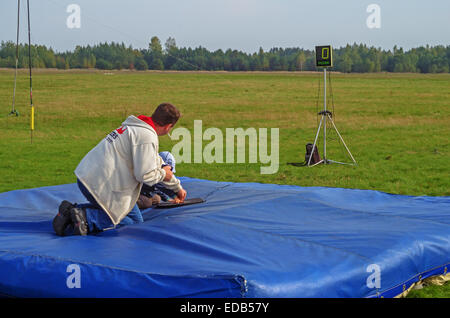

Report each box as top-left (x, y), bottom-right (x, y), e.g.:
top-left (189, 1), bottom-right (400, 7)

top-left (1, 36), bottom-right (449, 73)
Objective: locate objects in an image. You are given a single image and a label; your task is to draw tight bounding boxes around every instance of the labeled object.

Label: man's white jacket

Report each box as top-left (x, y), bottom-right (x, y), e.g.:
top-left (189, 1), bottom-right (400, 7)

top-left (75, 115), bottom-right (182, 225)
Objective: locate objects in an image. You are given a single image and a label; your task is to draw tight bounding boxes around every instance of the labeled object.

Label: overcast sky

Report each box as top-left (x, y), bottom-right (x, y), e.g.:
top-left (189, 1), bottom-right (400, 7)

top-left (0, 0), bottom-right (449, 53)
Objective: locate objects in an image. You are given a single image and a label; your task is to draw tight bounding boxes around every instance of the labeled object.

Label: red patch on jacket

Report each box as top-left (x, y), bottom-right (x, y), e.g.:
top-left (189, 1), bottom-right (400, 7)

top-left (116, 126), bottom-right (127, 134)
top-left (137, 115), bottom-right (156, 130)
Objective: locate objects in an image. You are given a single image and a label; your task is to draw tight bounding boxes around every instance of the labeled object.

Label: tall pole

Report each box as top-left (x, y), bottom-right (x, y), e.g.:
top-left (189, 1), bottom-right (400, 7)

top-left (10, 0), bottom-right (20, 116)
top-left (27, 0), bottom-right (34, 143)
top-left (323, 68), bottom-right (327, 162)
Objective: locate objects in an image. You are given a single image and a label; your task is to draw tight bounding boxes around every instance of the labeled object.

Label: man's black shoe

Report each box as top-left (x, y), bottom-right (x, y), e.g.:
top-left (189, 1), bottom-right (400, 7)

top-left (53, 200), bottom-right (75, 236)
top-left (70, 206), bottom-right (89, 236)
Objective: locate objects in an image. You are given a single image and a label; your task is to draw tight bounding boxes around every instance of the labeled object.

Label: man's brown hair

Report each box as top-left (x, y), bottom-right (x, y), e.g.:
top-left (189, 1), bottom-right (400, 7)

top-left (151, 103), bottom-right (181, 126)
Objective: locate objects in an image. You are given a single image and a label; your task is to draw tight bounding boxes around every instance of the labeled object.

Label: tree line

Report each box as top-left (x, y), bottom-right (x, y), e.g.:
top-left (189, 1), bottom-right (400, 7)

top-left (1, 36), bottom-right (449, 73)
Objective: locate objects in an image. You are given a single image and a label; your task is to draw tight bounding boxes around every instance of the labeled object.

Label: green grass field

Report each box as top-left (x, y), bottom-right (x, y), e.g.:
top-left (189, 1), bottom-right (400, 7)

top-left (0, 69), bottom-right (449, 297)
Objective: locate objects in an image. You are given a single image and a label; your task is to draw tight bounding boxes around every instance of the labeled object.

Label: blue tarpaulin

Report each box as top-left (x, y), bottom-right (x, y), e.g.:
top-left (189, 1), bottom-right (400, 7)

top-left (0, 177), bottom-right (449, 298)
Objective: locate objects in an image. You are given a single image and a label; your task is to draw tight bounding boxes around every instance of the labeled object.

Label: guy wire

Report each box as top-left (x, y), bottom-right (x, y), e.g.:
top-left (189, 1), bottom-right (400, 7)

top-left (43, 0), bottom-right (230, 82)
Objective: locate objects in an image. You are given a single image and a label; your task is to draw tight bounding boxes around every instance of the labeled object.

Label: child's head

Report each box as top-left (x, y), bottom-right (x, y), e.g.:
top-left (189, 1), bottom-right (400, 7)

top-left (160, 151), bottom-right (176, 173)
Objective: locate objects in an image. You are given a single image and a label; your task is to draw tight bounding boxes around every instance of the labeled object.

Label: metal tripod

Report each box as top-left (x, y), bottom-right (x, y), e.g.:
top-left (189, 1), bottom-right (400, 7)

top-left (307, 68), bottom-right (357, 166)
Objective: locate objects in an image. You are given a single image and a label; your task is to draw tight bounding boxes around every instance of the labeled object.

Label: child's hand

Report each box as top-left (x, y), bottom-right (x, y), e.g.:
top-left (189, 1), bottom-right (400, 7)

top-left (176, 189), bottom-right (187, 203)
top-left (171, 197), bottom-right (181, 204)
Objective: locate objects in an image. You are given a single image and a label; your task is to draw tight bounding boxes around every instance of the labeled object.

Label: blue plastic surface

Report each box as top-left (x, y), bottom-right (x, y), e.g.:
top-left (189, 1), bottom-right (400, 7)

top-left (0, 177), bottom-right (449, 298)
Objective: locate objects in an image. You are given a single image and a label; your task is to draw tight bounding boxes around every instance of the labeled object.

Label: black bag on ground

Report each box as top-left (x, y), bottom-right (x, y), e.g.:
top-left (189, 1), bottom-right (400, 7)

top-left (305, 143), bottom-right (321, 165)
